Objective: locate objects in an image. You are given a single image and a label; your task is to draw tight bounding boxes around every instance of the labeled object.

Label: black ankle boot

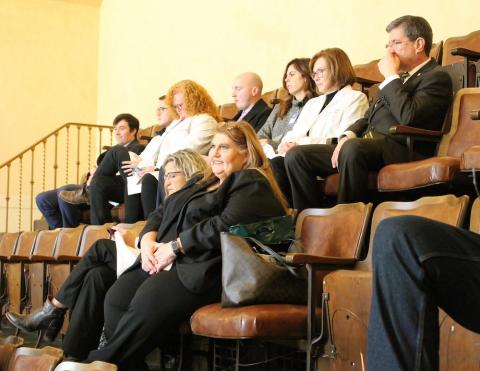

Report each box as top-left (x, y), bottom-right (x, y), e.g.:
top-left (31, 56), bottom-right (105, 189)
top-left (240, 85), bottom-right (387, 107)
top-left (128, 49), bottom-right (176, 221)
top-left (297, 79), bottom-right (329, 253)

top-left (5, 297), bottom-right (66, 341)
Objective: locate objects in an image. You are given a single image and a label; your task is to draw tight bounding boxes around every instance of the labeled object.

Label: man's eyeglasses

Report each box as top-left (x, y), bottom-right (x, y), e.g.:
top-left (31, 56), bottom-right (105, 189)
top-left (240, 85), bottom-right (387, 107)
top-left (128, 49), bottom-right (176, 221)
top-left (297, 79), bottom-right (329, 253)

top-left (310, 68), bottom-right (328, 79)
top-left (156, 107), bottom-right (168, 112)
top-left (385, 40), bottom-right (411, 49)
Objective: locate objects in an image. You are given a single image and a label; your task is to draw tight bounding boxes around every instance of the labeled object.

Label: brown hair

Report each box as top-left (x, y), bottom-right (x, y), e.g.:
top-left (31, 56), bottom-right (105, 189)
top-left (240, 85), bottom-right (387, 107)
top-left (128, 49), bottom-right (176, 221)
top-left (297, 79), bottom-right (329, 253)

top-left (278, 58), bottom-right (317, 119)
top-left (165, 80), bottom-right (221, 122)
top-left (215, 121), bottom-right (289, 212)
top-left (309, 48), bottom-right (355, 88)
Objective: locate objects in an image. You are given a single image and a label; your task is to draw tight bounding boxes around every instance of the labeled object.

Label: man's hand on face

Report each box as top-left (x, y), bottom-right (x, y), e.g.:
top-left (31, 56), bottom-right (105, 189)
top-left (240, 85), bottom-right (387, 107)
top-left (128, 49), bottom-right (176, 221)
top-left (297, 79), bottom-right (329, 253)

top-left (378, 51), bottom-right (401, 79)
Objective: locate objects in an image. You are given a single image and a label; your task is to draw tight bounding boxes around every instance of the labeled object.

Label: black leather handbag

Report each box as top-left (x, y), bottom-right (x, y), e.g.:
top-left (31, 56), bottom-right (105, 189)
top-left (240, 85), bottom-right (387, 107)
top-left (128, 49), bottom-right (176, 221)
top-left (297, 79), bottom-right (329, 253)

top-left (220, 232), bottom-right (307, 307)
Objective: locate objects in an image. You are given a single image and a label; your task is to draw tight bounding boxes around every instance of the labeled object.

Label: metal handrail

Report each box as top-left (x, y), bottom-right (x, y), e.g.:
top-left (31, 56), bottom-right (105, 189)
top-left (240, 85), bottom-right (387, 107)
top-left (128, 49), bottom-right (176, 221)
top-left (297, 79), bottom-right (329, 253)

top-left (0, 122), bottom-right (113, 232)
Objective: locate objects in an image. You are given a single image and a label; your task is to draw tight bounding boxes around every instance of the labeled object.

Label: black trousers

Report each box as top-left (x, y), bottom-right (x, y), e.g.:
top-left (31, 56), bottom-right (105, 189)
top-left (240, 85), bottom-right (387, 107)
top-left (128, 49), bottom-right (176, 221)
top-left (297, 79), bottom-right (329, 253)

top-left (89, 146), bottom-right (143, 224)
top-left (140, 173), bottom-right (158, 218)
top-left (269, 156), bottom-right (292, 207)
top-left (56, 239), bottom-right (117, 359)
top-left (284, 138), bottom-right (402, 211)
top-left (367, 216), bottom-right (480, 371)
top-left (86, 265), bottom-right (221, 368)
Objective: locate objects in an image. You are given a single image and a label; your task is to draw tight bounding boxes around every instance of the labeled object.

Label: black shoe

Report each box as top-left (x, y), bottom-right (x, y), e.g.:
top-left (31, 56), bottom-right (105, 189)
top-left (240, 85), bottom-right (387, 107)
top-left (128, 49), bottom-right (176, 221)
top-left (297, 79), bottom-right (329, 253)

top-left (5, 297), bottom-right (66, 341)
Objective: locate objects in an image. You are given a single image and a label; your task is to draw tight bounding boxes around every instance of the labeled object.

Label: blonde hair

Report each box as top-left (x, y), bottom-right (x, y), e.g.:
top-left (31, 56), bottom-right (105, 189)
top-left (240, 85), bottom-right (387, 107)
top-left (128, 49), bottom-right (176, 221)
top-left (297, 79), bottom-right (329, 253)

top-left (162, 149), bottom-right (212, 194)
top-left (215, 121), bottom-right (289, 212)
top-left (165, 80), bottom-right (221, 121)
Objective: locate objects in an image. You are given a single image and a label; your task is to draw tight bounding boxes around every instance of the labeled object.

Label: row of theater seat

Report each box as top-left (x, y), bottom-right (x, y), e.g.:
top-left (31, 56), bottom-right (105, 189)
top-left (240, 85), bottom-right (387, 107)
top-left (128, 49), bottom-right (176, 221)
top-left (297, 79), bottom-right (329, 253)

top-left (2, 194), bottom-right (478, 370)
top-left (0, 337), bottom-right (116, 370)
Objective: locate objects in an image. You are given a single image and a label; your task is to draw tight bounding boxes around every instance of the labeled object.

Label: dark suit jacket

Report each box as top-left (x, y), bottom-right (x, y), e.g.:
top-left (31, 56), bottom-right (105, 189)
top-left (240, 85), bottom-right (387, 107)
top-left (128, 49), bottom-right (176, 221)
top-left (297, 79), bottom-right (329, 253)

top-left (138, 168), bottom-right (286, 294)
top-left (347, 59), bottom-right (453, 163)
top-left (234, 99), bottom-right (272, 132)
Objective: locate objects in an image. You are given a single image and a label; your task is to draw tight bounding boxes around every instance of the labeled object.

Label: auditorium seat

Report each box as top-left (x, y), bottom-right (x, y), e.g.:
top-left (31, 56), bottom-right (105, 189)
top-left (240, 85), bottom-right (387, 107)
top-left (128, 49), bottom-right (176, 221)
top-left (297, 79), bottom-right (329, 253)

top-left (3, 231), bottom-right (39, 316)
top-left (322, 194), bottom-right (469, 371)
top-left (0, 233), bottom-right (22, 316)
top-left (6, 346), bottom-right (63, 371)
top-left (17, 229), bottom-right (60, 346)
top-left (54, 360), bottom-right (117, 371)
top-left (377, 88), bottom-right (480, 196)
top-left (0, 336), bottom-right (24, 371)
top-left (442, 30), bottom-right (480, 90)
top-left (191, 202), bottom-right (372, 371)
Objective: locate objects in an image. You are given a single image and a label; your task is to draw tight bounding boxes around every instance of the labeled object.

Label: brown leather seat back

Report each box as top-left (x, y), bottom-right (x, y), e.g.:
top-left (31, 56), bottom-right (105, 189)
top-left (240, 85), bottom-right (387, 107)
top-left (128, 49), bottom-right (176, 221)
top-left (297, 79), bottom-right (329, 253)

top-left (52, 225), bottom-right (86, 258)
top-left (219, 103), bottom-right (238, 122)
top-left (77, 224), bottom-right (112, 257)
top-left (430, 41), bottom-right (444, 64)
top-left (13, 231), bottom-right (38, 257)
top-left (469, 197), bottom-right (480, 233)
top-left (357, 194), bottom-right (469, 271)
top-left (7, 346), bottom-right (63, 371)
top-left (295, 202), bottom-right (372, 259)
top-left (114, 221), bottom-right (146, 247)
top-left (0, 233), bottom-right (21, 258)
top-left (137, 125), bottom-right (155, 145)
top-left (0, 337), bottom-right (23, 371)
top-left (30, 230), bottom-right (60, 257)
top-left (442, 30), bottom-right (480, 66)
top-left (438, 88), bottom-right (480, 158)
top-left (261, 89), bottom-right (277, 108)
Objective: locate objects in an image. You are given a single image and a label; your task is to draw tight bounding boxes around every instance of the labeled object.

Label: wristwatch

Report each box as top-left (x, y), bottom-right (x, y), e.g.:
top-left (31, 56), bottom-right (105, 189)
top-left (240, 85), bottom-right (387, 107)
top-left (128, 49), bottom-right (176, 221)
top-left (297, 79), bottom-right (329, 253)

top-left (171, 240), bottom-right (182, 257)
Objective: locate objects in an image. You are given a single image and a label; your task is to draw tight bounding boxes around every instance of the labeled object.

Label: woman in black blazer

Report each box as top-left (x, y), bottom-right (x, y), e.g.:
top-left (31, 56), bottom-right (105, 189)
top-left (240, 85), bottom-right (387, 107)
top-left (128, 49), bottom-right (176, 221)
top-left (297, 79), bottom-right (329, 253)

top-left (86, 121), bottom-right (288, 369)
top-left (5, 149), bottom-right (211, 360)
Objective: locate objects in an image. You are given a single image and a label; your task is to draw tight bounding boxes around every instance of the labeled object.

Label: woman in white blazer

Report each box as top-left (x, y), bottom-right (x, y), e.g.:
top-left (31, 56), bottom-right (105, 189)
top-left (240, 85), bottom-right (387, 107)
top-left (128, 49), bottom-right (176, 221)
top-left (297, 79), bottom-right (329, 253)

top-left (139, 80), bottom-right (219, 215)
top-left (271, 48), bottom-right (368, 204)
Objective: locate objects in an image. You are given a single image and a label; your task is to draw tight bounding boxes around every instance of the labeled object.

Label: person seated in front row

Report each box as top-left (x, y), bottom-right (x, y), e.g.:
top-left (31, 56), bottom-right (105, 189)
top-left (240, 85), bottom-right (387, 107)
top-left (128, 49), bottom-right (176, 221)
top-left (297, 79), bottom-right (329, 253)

top-left (284, 15), bottom-right (453, 211)
top-left (35, 113), bottom-right (144, 229)
top-left (5, 149), bottom-right (211, 361)
top-left (231, 72), bottom-right (272, 131)
top-left (257, 57), bottom-right (317, 156)
top-left (84, 121), bottom-right (288, 369)
top-left (367, 216), bottom-right (480, 371)
top-left (270, 48), bottom-right (369, 203)
top-left (142, 79), bottom-right (221, 210)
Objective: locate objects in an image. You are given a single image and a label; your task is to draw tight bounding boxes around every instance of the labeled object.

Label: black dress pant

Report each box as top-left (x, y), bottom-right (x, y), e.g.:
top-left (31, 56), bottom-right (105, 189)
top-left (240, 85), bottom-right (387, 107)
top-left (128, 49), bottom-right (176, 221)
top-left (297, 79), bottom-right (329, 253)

top-left (56, 239), bottom-right (117, 359)
top-left (140, 173), bottom-right (158, 218)
top-left (86, 265), bottom-right (221, 369)
top-left (284, 137), bottom-right (405, 211)
top-left (269, 156), bottom-right (292, 206)
top-left (90, 146), bottom-right (143, 224)
top-left (367, 216), bottom-right (480, 371)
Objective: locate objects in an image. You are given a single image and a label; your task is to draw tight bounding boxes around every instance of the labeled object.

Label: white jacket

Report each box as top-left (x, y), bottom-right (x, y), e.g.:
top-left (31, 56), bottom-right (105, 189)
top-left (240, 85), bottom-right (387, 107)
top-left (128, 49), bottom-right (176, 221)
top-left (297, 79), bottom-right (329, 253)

top-left (281, 85), bottom-right (368, 145)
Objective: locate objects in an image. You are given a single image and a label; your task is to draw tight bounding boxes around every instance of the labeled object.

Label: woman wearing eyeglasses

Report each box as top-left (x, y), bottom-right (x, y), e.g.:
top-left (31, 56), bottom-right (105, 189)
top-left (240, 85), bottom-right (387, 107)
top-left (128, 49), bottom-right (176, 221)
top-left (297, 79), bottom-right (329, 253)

top-left (138, 79), bottom-right (220, 217)
top-left (84, 122), bottom-right (287, 369)
top-left (270, 48), bottom-right (369, 204)
top-left (5, 149), bottom-right (211, 361)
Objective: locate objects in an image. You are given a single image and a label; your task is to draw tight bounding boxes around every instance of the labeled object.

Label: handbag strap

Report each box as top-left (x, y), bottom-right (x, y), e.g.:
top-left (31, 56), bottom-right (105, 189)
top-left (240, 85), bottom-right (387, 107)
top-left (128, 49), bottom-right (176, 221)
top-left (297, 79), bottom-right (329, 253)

top-left (246, 237), bottom-right (300, 277)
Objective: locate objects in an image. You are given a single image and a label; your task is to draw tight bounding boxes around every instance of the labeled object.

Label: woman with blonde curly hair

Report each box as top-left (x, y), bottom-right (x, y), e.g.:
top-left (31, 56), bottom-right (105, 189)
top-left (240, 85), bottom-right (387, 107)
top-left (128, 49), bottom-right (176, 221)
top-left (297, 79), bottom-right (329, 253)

top-left (140, 79), bottom-right (220, 211)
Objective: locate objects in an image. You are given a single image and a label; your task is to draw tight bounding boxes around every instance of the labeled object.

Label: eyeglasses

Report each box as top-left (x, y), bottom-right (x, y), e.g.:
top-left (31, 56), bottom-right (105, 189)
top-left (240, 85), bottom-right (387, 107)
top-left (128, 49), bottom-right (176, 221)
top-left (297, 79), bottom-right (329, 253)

top-left (385, 40), bottom-right (411, 49)
top-left (165, 171), bottom-right (185, 180)
top-left (310, 68), bottom-right (328, 79)
top-left (156, 107), bottom-right (168, 112)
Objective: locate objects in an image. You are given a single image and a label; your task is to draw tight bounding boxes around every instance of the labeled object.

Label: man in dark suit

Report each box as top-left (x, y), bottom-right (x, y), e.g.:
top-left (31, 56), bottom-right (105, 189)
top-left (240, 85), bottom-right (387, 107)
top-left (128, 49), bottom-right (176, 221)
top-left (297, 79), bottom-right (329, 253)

top-left (232, 72), bottom-right (272, 131)
top-left (87, 113), bottom-right (145, 225)
top-left (284, 15), bottom-right (453, 211)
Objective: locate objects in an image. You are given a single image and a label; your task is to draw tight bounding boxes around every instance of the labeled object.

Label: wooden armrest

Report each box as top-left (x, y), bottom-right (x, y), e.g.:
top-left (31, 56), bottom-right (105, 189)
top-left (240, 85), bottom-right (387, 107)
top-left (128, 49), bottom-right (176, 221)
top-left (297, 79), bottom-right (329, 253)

top-left (102, 145), bottom-right (113, 151)
top-left (29, 255), bottom-right (55, 262)
top-left (55, 255), bottom-right (81, 263)
top-left (389, 125), bottom-right (443, 137)
top-left (471, 110), bottom-right (480, 120)
top-left (451, 47), bottom-right (480, 61)
top-left (285, 253), bottom-right (356, 265)
top-left (7, 255), bottom-right (29, 262)
top-left (354, 76), bottom-right (381, 87)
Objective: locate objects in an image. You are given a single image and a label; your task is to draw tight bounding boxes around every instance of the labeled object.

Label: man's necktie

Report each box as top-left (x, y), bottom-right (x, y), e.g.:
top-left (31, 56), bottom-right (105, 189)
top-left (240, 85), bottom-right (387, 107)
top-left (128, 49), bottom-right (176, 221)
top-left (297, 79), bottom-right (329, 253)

top-left (399, 72), bottom-right (410, 83)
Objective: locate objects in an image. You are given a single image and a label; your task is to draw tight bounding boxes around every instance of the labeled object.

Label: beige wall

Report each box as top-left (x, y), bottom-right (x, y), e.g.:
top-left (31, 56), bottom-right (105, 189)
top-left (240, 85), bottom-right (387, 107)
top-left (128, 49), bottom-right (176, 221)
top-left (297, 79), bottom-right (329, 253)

top-left (97, 0), bottom-right (479, 127)
top-left (0, 0), bottom-right (101, 162)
